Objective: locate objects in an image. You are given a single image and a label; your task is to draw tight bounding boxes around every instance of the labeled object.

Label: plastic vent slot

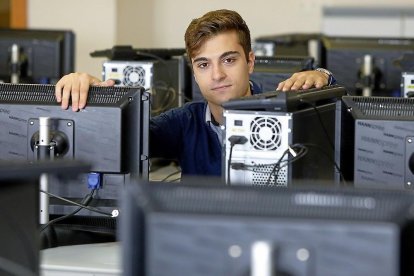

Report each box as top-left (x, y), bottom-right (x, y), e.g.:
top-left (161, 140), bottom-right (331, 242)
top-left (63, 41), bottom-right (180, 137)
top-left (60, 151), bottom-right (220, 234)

top-left (0, 83), bottom-right (140, 105)
top-left (352, 96), bottom-right (414, 117)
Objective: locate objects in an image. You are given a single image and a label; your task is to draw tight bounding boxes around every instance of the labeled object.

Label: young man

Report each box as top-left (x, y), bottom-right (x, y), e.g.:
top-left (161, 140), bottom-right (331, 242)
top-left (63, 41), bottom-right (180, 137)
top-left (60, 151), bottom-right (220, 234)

top-left (55, 9), bottom-right (334, 177)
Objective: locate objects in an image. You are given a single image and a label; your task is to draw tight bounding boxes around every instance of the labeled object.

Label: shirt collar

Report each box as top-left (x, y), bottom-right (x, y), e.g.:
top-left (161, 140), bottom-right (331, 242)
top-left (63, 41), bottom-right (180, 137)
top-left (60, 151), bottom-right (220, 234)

top-left (205, 81), bottom-right (258, 125)
top-left (205, 104), bottom-right (216, 125)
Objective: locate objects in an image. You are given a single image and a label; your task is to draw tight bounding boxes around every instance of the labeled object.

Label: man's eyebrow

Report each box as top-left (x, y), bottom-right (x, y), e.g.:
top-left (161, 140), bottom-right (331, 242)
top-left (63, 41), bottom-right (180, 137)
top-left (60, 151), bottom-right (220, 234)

top-left (192, 57), bottom-right (208, 64)
top-left (219, 51), bottom-right (241, 59)
top-left (192, 51), bottom-right (242, 64)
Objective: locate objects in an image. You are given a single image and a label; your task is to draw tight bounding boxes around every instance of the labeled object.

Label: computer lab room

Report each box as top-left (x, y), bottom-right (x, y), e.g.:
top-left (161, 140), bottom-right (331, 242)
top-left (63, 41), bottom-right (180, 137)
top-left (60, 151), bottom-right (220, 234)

top-left (2, 0), bottom-right (414, 275)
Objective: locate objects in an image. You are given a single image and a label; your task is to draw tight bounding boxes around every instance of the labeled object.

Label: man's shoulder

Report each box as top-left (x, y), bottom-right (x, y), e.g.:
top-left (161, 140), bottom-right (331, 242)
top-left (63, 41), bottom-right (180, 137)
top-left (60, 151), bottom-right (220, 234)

top-left (250, 80), bottom-right (262, 95)
top-left (178, 100), bottom-right (207, 114)
top-left (158, 100), bottom-right (207, 119)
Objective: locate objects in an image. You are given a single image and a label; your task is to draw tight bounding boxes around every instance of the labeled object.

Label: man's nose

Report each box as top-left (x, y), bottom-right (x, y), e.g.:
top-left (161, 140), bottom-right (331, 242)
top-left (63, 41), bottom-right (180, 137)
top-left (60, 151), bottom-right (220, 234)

top-left (211, 64), bottom-right (226, 81)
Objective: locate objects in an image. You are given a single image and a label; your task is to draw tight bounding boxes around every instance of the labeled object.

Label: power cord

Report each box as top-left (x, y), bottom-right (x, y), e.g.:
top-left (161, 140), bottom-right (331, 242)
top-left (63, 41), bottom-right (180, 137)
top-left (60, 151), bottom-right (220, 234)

top-left (266, 144), bottom-right (308, 186)
top-left (39, 189), bottom-right (115, 218)
top-left (298, 98), bottom-right (348, 182)
top-left (135, 51), bottom-right (186, 113)
top-left (227, 135), bottom-right (248, 185)
top-left (299, 98), bottom-right (336, 150)
top-left (301, 142), bottom-right (348, 186)
top-left (40, 188), bottom-right (98, 232)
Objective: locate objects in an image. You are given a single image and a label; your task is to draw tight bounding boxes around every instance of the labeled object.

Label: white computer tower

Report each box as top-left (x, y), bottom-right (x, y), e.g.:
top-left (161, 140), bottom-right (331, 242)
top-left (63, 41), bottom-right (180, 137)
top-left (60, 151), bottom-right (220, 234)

top-left (223, 104), bottom-right (337, 187)
top-left (102, 57), bottom-right (188, 115)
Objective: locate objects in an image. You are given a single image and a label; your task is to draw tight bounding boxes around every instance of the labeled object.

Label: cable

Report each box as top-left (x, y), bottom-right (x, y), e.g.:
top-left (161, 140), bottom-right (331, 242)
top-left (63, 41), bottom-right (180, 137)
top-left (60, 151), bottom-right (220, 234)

top-left (265, 144), bottom-right (308, 186)
top-left (299, 99), bottom-right (335, 150)
top-left (39, 189), bottom-right (114, 217)
top-left (151, 81), bottom-right (178, 115)
top-left (296, 99), bottom-right (347, 185)
top-left (40, 189), bottom-right (97, 232)
top-left (135, 51), bottom-right (184, 113)
top-left (301, 143), bottom-right (348, 186)
top-left (227, 135), bottom-right (248, 185)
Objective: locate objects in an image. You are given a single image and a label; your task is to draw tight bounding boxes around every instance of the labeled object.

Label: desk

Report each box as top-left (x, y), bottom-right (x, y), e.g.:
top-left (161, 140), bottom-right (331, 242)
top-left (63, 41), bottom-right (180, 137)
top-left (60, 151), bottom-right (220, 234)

top-left (41, 242), bottom-right (121, 276)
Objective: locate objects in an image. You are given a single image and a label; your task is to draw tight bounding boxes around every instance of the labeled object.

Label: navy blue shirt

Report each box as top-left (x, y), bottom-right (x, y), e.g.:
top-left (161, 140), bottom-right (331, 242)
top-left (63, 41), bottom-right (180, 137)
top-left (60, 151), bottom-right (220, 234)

top-left (150, 101), bottom-right (222, 177)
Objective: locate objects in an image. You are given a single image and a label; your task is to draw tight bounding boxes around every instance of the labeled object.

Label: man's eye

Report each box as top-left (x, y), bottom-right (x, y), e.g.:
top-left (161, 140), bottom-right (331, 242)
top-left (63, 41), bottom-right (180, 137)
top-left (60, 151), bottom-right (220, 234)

top-left (197, 63), bottom-right (208, 69)
top-left (224, 58), bottom-right (236, 64)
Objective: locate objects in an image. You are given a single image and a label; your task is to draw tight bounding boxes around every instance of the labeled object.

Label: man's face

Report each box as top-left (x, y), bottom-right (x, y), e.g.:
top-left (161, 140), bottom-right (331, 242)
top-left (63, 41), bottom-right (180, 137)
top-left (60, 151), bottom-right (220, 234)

top-left (191, 31), bottom-right (255, 107)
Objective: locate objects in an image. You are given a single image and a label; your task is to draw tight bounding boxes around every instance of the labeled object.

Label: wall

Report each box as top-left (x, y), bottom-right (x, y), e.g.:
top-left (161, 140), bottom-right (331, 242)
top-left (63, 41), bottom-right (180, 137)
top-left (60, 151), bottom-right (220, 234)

top-left (28, 0), bottom-right (414, 77)
top-left (28, 0), bottom-right (116, 77)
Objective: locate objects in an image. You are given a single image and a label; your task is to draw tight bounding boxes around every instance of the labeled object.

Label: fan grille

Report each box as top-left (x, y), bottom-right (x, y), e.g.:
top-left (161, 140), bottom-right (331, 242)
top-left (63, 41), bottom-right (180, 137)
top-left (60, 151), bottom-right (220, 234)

top-left (250, 116), bottom-right (282, 150)
top-left (123, 66), bottom-right (146, 87)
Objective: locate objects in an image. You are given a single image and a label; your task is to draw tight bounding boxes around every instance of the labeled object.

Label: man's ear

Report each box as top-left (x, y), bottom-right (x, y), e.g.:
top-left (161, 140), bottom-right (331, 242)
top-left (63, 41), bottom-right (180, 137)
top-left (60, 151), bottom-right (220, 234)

top-left (247, 51), bottom-right (255, 74)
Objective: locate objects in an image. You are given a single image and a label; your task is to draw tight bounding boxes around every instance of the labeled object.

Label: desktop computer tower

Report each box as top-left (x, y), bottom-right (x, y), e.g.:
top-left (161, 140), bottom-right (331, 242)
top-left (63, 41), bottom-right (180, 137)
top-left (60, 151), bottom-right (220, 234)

top-left (103, 56), bottom-right (189, 115)
top-left (223, 103), bottom-right (337, 186)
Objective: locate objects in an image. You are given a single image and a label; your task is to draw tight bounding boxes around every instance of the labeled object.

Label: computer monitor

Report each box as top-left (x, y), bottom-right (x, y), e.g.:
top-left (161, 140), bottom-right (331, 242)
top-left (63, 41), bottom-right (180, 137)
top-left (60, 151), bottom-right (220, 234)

top-left (0, 28), bottom-right (75, 84)
top-left (335, 96), bottom-right (414, 189)
top-left (120, 180), bottom-right (414, 276)
top-left (0, 159), bottom-right (90, 276)
top-left (250, 55), bottom-right (314, 92)
top-left (0, 83), bottom-right (150, 244)
top-left (254, 33), bottom-right (323, 66)
top-left (323, 36), bottom-right (414, 97)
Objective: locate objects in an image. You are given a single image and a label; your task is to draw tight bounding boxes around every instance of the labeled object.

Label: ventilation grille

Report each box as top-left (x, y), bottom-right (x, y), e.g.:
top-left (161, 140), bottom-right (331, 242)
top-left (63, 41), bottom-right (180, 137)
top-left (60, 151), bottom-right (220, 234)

top-left (250, 116), bottom-right (282, 150)
top-left (252, 164), bottom-right (287, 187)
top-left (123, 65), bottom-right (147, 87)
top-left (350, 96), bottom-right (414, 117)
top-left (0, 83), bottom-right (141, 104)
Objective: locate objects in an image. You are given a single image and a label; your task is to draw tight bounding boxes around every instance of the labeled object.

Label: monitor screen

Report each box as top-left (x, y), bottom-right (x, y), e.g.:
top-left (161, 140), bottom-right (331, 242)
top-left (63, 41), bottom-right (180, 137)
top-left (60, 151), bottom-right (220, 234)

top-left (0, 83), bottom-right (150, 243)
top-left (120, 180), bottom-right (414, 276)
top-left (0, 28), bottom-right (75, 84)
top-left (323, 36), bottom-right (414, 97)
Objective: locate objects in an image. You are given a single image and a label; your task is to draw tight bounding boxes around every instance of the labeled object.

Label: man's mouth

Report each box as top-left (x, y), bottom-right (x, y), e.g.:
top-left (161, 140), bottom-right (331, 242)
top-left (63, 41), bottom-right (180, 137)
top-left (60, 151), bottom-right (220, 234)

top-left (212, 84), bottom-right (232, 91)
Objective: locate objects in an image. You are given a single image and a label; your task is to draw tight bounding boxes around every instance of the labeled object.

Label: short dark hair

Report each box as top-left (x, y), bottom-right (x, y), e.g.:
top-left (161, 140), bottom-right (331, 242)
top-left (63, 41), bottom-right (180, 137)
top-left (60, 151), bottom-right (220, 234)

top-left (184, 9), bottom-right (252, 61)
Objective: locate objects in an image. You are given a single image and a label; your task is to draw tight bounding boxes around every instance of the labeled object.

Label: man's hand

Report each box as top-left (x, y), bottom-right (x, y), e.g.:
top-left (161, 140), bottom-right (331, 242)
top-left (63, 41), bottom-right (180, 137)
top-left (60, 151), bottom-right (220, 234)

top-left (276, 70), bottom-right (329, 91)
top-left (55, 73), bottom-right (115, 111)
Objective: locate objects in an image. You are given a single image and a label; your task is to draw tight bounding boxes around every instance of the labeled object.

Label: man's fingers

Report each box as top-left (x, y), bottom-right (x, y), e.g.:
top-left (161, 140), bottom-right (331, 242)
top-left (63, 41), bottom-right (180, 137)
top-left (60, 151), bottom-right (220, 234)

top-left (61, 82), bottom-right (72, 110)
top-left (79, 77), bottom-right (91, 110)
top-left (94, 79), bottom-right (116, 87)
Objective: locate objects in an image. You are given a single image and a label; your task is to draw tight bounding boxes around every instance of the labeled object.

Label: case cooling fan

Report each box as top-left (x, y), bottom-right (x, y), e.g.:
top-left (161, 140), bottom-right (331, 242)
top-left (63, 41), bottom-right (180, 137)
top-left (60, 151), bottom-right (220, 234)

top-left (250, 116), bottom-right (282, 151)
top-left (122, 65), bottom-right (147, 87)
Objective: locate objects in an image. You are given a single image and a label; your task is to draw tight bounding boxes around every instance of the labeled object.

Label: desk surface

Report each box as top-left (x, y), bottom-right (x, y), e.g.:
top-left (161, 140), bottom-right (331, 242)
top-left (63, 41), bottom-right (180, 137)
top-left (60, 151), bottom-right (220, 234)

top-left (40, 242), bottom-right (121, 276)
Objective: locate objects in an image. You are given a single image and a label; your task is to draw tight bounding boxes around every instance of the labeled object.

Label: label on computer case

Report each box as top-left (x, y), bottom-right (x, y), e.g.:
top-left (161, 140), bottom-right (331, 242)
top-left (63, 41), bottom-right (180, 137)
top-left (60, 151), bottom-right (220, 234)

top-left (401, 72), bottom-right (414, 98)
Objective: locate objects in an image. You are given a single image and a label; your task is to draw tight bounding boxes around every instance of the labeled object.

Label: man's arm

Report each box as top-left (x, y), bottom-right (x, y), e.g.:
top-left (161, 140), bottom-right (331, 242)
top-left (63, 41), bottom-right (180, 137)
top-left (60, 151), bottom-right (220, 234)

top-left (276, 69), bottom-right (335, 91)
top-left (54, 73), bottom-right (115, 111)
